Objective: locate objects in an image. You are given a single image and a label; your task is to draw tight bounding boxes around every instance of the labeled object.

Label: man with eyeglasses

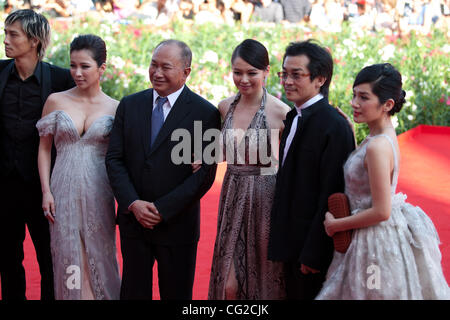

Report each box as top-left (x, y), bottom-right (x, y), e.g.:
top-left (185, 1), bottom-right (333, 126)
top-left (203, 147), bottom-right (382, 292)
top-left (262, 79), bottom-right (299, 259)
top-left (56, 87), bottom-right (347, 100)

top-left (268, 40), bottom-right (355, 300)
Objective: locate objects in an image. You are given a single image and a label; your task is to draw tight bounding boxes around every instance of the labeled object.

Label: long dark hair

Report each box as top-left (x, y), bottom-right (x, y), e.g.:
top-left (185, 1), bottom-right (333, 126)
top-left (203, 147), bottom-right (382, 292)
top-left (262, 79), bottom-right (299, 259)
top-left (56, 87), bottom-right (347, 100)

top-left (231, 39), bottom-right (269, 70)
top-left (70, 34), bottom-right (107, 67)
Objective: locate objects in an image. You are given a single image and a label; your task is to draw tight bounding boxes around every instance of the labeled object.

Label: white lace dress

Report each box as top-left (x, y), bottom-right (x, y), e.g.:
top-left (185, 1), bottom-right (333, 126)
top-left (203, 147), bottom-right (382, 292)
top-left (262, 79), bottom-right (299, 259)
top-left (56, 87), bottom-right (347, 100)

top-left (36, 110), bottom-right (121, 300)
top-left (316, 134), bottom-right (450, 300)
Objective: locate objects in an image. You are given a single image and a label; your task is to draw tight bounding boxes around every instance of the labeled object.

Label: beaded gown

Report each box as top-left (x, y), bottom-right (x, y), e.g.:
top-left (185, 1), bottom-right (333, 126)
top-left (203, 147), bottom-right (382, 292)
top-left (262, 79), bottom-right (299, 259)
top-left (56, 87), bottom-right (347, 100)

top-left (208, 90), bottom-right (286, 300)
top-left (316, 134), bottom-right (450, 299)
top-left (36, 110), bottom-right (120, 300)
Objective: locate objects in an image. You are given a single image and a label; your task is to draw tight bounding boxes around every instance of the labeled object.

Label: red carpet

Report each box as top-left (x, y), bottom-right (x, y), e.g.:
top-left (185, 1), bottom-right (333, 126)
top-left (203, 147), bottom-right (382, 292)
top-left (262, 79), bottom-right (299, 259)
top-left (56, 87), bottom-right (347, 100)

top-left (396, 125), bottom-right (450, 280)
top-left (2, 125), bottom-right (449, 299)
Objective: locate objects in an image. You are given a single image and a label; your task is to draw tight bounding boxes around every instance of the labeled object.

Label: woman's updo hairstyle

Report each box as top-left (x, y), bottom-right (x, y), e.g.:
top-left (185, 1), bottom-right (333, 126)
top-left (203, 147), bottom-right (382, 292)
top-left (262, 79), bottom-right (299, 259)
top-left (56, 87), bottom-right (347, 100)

top-left (231, 39), bottom-right (269, 71)
top-left (70, 34), bottom-right (107, 67)
top-left (353, 63), bottom-right (406, 115)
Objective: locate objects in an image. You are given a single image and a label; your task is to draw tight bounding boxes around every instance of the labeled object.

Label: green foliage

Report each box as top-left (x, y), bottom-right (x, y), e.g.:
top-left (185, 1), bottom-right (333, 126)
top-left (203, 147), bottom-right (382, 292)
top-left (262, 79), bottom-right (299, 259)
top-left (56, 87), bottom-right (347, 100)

top-left (2, 15), bottom-right (447, 143)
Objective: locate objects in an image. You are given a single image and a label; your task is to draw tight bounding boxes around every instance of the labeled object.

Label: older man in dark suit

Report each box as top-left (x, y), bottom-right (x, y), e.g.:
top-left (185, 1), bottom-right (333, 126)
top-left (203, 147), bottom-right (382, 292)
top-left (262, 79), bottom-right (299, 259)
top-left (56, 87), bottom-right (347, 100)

top-left (106, 39), bottom-right (221, 300)
top-left (0, 9), bottom-right (74, 300)
top-left (268, 40), bottom-right (355, 299)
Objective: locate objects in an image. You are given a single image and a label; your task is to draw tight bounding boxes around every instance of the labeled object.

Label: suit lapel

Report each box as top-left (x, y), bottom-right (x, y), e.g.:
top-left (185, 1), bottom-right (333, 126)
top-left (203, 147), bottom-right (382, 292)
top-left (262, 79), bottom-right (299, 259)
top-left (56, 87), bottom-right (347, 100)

top-left (279, 108), bottom-right (297, 166)
top-left (281, 99), bottom-right (326, 167)
top-left (140, 89), bottom-right (153, 158)
top-left (0, 60), bottom-right (14, 101)
top-left (148, 86), bottom-right (193, 156)
top-left (40, 62), bottom-right (52, 106)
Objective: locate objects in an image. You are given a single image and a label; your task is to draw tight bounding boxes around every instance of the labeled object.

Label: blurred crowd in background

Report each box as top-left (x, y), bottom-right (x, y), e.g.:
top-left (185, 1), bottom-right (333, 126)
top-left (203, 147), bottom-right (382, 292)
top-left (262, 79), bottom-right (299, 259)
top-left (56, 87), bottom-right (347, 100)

top-left (1, 0), bottom-right (449, 34)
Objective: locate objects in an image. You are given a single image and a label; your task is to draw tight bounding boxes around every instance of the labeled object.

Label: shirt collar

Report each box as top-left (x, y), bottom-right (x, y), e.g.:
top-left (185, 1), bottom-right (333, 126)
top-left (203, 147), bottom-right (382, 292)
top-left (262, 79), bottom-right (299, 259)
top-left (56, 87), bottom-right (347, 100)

top-left (11, 60), bottom-right (42, 84)
top-left (294, 93), bottom-right (324, 116)
top-left (153, 85), bottom-right (185, 109)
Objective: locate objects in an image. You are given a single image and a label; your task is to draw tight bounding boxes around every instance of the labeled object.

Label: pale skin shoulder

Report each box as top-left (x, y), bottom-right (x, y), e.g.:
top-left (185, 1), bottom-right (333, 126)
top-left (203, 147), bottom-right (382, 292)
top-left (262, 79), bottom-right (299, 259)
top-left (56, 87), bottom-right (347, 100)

top-left (218, 95), bottom-right (237, 121)
top-left (218, 93), bottom-right (289, 132)
top-left (99, 91), bottom-right (119, 116)
top-left (264, 93), bottom-right (290, 133)
top-left (41, 89), bottom-right (75, 117)
top-left (324, 135), bottom-right (395, 236)
top-left (42, 89), bottom-right (118, 131)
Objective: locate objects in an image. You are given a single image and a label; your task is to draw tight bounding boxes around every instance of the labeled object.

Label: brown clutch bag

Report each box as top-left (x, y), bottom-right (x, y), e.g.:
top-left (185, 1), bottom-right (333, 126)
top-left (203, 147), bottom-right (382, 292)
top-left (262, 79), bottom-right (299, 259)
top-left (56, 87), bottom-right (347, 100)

top-left (328, 193), bottom-right (352, 253)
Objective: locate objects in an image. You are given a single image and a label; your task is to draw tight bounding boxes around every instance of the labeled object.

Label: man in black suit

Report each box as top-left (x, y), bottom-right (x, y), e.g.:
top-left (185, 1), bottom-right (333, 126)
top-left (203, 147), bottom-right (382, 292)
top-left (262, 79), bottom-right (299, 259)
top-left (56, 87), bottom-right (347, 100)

top-left (106, 39), bottom-right (221, 300)
top-left (0, 9), bottom-right (74, 300)
top-left (268, 40), bottom-right (355, 299)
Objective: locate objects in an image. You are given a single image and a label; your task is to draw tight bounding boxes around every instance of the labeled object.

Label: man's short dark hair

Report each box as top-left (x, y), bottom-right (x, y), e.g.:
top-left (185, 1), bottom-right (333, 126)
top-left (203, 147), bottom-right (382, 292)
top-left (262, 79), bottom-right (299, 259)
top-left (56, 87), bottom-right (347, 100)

top-left (283, 39), bottom-right (333, 98)
top-left (155, 39), bottom-right (192, 68)
top-left (5, 9), bottom-right (50, 60)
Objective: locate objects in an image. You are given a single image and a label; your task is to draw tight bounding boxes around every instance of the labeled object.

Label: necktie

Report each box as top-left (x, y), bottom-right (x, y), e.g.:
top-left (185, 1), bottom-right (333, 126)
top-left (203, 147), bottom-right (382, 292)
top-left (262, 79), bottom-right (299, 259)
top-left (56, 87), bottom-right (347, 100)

top-left (282, 113), bottom-right (300, 167)
top-left (151, 96), bottom-right (168, 147)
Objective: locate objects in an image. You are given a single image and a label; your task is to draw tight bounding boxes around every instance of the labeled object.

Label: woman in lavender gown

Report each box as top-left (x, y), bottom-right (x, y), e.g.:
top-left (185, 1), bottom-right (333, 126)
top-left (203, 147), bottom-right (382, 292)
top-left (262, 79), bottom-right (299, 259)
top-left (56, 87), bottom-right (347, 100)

top-left (37, 35), bottom-right (120, 300)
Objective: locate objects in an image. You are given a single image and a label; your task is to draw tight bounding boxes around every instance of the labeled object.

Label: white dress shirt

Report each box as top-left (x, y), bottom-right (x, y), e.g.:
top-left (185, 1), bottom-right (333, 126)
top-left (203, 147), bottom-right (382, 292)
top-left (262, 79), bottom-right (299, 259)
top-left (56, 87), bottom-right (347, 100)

top-left (281, 93), bottom-right (324, 166)
top-left (152, 85), bottom-right (185, 121)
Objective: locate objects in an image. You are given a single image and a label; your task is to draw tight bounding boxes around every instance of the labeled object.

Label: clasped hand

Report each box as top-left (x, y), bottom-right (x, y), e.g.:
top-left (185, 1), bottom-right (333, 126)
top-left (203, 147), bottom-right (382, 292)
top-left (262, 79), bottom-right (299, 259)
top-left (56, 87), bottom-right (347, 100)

top-left (323, 211), bottom-right (337, 237)
top-left (300, 264), bottom-right (320, 275)
top-left (130, 200), bottom-right (162, 229)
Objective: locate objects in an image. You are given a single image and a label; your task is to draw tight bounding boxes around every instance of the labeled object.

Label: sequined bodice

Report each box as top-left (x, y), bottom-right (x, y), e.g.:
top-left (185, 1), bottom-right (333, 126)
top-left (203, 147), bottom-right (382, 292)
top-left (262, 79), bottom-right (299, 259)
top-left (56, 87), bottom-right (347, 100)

top-left (344, 134), bottom-right (399, 212)
top-left (37, 110), bottom-right (113, 159)
top-left (221, 89), bottom-right (274, 168)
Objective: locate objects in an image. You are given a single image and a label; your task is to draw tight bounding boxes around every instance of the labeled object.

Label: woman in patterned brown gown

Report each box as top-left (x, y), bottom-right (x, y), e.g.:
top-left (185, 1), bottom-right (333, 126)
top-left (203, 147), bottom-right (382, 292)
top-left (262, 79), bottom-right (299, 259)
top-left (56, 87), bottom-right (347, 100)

top-left (206, 39), bottom-right (290, 299)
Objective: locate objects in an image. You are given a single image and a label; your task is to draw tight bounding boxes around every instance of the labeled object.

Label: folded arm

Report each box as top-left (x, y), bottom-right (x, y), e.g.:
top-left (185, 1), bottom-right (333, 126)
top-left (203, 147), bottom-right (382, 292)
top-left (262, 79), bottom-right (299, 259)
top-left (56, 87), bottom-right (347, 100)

top-left (300, 123), bottom-right (355, 271)
top-left (105, 100), bottom-right (140, 211)
top-left (324, 137), bottom-right (393, 236)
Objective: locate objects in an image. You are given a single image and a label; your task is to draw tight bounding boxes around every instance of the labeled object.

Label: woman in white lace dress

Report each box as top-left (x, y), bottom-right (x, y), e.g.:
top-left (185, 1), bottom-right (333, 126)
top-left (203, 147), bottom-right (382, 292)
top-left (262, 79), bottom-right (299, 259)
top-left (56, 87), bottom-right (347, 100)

top-left (36, 35), bottom-right (120, 300)
top-left (316, 63), bottom-right (450, 300)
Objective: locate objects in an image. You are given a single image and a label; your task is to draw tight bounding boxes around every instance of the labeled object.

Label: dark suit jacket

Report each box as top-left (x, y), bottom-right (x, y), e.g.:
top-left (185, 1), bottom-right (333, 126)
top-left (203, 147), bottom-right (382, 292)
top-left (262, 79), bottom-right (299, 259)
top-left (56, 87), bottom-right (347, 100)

top-left (268, 98), bottom-right (355, 272)
top-left (0, 59), bottom-right (74, 182)
top-left (106, 86), bottom-right (221, 245)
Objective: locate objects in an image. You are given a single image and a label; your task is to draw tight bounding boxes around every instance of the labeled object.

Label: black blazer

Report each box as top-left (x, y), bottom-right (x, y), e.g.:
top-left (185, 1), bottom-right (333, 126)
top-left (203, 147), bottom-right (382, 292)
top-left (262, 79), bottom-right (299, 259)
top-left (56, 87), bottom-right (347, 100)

top-left (0, 59), bottom-right (74, 181)
top-left (106, 86), bottom-right (221, 245)
top-left (268, 98), bottom-right (355, 272)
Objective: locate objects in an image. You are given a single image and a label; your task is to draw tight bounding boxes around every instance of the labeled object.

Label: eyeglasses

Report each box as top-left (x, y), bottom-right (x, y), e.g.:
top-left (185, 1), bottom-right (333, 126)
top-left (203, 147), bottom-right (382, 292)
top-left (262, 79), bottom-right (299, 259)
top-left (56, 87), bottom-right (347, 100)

top-left (277, 71), bottom-right (311, 81)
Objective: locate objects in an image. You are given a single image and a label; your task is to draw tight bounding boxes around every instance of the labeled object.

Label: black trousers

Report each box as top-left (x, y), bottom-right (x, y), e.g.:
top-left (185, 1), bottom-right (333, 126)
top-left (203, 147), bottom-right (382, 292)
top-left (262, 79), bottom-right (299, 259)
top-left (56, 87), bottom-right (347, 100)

top-left (0, 171), bottom-right (54, 300)
top-left (119, 233), bottom-right (198, 300)
top-left (284, 261), bottom-right (326, 300)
